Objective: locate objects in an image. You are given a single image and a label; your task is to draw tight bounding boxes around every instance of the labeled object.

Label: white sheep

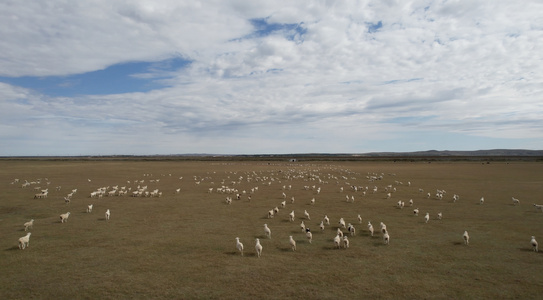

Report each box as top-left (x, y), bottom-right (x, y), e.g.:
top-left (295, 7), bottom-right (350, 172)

top-left (236, 237), bottom-right (244, 256)
top-left (306, 228), bottom-right (313, 244)
top-left (18, 232), bottom-right (31, 250)
top-left (60, 212), bottom-right (71, 223)
top-left (379, 222), bottom-right (387, 234)
top-left (347, 223), bottom-right (356, 236)
top-left (339, 217), bottom-right (346, 228)
top-left (531, 236), bottom-right (538, 252)
top-left (310, 198), bottom-right (315, 205)
top-left (334, 234), bottom-right (342, 249)
top-left (463, 231), bottom-right (470, 245)
top-left (512, 197), bottom-right (520, 206)
top-left (413, 208), bottom-right (419, 216)
top-left (319, 221), bottom-right (325, 231)
top-left (453, 194), bottom-right (460, 202)
top-left (24, 219), bottom-right (34, 231)
top-left (289, 210), bottom-right (295, 222)
top-left (424, 212), bottom-right (430, 223)
top-left (336, 227), bottom-right (344, 238)
top-left (342, 236), bottom-right (350, 249)
top-left (289, 235), bottom-right (296, 251)
top-left (268, 209), bottom-right (275, 219)
top-left (437, 212), bottom-right (442, 220)
top-left (409, 199), bottom-right (413, 206)
top-left (87, 204), bottom-right (93, 213)
top-left (280, 200), bottom-right (286, 208)
top-left (323, 215), bottom-right (330, 225)
top-left (300, 221), bottom-right (306, 232)
top-left (367, 221), bottom-right (374, 237)
top-left (357, 214), bottom-right (362, 224)
top-left (304, 210), bottom-right (311, 220)
top-left (264, 224), bottom-right (271, 239)
top-left (255, 238), bottom-right (263, 258)
top-left (383, 231), bottom-right (390, 245)
top-left (533, 204), bottom-right (543, 212)
top-left (105, 209), bottom-right (110, 221)
top-left (480, 197), bottom-right (485, 205)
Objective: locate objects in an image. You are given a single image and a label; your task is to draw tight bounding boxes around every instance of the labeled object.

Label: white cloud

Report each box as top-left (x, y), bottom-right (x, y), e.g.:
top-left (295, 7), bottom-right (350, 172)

top-left (1, 0), bottom-right (542, 155)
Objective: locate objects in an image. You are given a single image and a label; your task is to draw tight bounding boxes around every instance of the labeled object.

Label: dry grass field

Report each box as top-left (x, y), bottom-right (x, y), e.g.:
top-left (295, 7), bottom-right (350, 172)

top-left (1, 159), bottom-right (542, 299)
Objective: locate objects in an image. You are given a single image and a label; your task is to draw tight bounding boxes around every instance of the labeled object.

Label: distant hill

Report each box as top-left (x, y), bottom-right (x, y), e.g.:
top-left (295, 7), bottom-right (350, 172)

top-left (359, 149), bottom-right (543, 157)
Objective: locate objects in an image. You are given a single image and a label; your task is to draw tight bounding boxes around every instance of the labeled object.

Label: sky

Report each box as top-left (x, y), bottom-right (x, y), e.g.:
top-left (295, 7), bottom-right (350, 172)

top-left (0, 0), bottom-right (542, 156)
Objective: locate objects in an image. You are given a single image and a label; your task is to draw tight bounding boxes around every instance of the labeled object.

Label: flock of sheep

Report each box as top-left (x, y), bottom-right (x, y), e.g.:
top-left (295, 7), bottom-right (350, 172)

top-left (221, 167), bottom-right (540, 258)
top-left (11, 178), bottom-right (114, 250)
top-left (9, 164), bottom-right (541, 257)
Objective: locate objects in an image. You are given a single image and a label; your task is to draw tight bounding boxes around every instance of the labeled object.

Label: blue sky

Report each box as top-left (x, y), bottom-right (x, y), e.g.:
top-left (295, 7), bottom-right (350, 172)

top-left (0, 1), bottom-right (542, 156)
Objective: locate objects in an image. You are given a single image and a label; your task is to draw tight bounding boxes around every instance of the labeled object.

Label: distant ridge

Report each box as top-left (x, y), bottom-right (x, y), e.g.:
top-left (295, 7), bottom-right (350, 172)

top-left (359, 149), bottom-right (543, 157)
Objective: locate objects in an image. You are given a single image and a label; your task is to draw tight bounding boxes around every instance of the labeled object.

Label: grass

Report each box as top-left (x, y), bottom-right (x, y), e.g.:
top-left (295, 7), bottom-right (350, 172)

top-left (1, 160), bottom-right (543, 299)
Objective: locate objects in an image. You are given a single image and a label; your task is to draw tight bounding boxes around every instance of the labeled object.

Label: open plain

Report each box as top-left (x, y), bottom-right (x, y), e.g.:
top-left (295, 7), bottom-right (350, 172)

top-left (1, 158), bottom-right (542, 299)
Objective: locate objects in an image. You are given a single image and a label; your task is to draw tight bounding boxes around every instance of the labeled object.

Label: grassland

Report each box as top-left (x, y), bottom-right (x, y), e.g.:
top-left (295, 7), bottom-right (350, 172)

top-left (1, 159), bottom-right (542, 299)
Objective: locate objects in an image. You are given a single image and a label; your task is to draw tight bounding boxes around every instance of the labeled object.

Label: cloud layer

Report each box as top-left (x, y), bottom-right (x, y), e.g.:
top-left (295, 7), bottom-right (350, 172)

top-left (1, 0), bottom-right (542, 155)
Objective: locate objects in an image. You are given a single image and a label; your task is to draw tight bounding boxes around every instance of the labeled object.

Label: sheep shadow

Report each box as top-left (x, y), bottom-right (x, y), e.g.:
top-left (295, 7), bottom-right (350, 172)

top-left (518, 247), bottom-right (540, 253)
top-left (452, 241), bottom-right (464, 246)
top-left (278, 246), bottom-right (295, 252)
top-left (97, 217), bottom-right (107, 221)
top-left (5, 246), bottom-right (21, 251)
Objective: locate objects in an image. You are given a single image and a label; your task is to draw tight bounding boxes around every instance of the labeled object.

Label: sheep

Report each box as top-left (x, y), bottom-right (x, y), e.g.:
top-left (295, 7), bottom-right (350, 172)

top-left (367, 221), bottom-right (374, 237)
top-left (300, 221), bottom-right (306, 232)
top-left (310, 198), bottom-right (315, 205)
top-left (64, 197), bottom-right (71, 204)
top-left (379, 222), bottom-right (387, 234)
top-left (480, 197), bottom-right (485, 205)
top-left (342, 236), bottom-right (350, 249)
top-left (413, 208), bottom-right (419, 216)
top-left (273, 207), bottom-right (279, 215)
top-left (24, 219), bottom-right (34, 231)
top-left (383, 231), bottom-right (390, 245)
top-left (18, 232), bottom-right (31, 250)
top-left (87, 204), bottom-right (93, 213)
top-left (291, 196), bottom-right (295, 204)
top-left (304, 210), bottom-right (311, 220)
top-left (424, 212), bottom-right (430, 223)
top-left (264, 224), bottom-right (271, 239)
top-left (289, 210), bottom-right (295, 222)
top-left (60, 212), bottom-right (71, 223)
top-left (255, 238), bottom-right (263, 258)
top-left (533, 204), bottom-right (543, 212)
top-left (339, 217), bottom-right (346, 228)
top-left (453, 194), bottom-right (460, 202)
top-left (531, 236), bottom-right (538, 252)
top-left (512, 197), bottom-right (520, 206)
top-left (437, 212), bottom-right (442, 220)
top-left (105, 209), bottom-right (110, 221)
top-left (235, 237), bottom-right (244, 256)
top-left (336, 228), bottom-right (344, 238)
top-left (463, 231), bottom-right (470, 245)
top-left (268, 209), bottom-right (275, 219)
top-left (409, 199), bottom-right (413, 206)
top-left (289, 235), bottom-right (296, 251)
top-left (347, 223), bottom-right (356, 236)
top-left (280, 201), bottom-right (286, 208)
top-left (334, 234), bottom-right (342, 248)
top-left (319, 220), bottom-right (325, 231)
top-left (225, 197), bottom-right (232, 205)
top-left (323, 215), bottom-right (330, 225)
top-left (306, 228), bottom-right (313, 244)
top-left (357, 214), bottom-right (362, 224)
